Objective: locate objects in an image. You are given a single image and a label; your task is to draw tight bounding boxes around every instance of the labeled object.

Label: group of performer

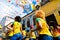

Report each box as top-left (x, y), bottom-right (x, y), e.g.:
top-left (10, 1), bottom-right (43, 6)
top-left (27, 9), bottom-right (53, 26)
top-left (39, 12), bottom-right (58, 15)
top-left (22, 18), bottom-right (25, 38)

top-left (0, 10), bottom-right (60, 40)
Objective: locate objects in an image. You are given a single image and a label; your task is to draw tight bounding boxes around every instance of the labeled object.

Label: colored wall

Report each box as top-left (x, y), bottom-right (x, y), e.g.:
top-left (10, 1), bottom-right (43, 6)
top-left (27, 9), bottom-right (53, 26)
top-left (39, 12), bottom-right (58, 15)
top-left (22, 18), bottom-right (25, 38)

top-left (54, 10), bottom-right (60, 25)
top-left (40, 0), bottom-right (60, 25)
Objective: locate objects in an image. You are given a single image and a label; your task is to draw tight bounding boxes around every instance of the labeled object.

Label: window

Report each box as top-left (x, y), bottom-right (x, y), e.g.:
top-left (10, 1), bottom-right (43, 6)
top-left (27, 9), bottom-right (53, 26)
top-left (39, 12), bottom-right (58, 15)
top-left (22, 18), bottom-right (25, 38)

top-left (58, 11), bottom-right (60, 15)
top-left (46, 14), bottom-right (58, 26)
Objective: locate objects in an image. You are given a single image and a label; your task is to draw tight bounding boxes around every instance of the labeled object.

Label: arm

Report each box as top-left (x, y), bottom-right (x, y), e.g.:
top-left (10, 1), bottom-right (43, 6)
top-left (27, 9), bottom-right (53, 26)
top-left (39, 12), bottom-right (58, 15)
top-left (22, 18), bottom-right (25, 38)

top-left (38, 21), bottom-right (42, 28)
top-left (20, 24), bottom-right (22, 33)
top-left (36, 21), bottom-right (42, 31)
top-left (7, 23), bottom-right (13, 30)
top-left (51, 30), bottom-right (53, 35)
top-left (36, 18), bottom-right (42, 30)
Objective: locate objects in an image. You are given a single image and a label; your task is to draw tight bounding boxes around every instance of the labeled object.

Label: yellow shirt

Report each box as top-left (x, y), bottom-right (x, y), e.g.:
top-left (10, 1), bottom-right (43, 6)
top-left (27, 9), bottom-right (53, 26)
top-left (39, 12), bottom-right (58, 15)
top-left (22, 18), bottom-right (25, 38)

top-left (22, 30), bottom-right (26, 36)
top-left (8, 30), bottom-right (13, 36)
top-left (36, 18), bottom-right (52, 36)
top-left (13, 21), bottom-right (22, 34)
top-left (30, 32), bottom-right (36, 39)
top-left (7, 26), bottom-right (13, 36)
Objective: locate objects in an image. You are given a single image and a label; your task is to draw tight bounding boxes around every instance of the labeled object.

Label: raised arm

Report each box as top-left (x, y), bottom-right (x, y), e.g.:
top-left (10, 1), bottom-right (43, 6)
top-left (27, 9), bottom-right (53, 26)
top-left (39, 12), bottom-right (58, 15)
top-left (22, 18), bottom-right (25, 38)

top-left (7, 22), bottom-right (13, 30)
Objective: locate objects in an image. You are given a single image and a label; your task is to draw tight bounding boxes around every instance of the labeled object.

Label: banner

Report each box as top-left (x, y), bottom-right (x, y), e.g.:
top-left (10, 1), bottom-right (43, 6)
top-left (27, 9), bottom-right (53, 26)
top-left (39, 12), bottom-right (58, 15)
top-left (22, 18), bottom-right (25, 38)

top-left (0, 0), bottom-right (41, 23)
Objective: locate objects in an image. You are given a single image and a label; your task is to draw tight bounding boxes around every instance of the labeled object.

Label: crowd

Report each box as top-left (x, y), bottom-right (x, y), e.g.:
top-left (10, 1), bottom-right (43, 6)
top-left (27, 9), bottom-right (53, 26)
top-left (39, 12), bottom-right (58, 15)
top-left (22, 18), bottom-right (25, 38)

top-left (0, 10), bottom-right (60, 40)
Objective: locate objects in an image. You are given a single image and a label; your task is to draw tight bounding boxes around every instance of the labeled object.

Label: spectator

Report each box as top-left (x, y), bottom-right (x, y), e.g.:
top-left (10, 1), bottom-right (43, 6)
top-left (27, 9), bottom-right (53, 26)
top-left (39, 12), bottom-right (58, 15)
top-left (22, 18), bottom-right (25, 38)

top-left (50, 21), bottom-right (60, 40)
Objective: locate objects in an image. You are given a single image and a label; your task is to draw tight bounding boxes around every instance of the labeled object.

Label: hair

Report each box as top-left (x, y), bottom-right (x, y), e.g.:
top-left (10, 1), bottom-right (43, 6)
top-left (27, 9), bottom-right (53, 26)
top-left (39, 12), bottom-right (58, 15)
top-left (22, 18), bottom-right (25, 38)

top-left (35, 10), bottom-right (45, 20)
top-left (36, 5), bottom-right (40, 10)
top-left (15, 16), bottom-right (21, 22)
top-left (49, 21), bottom-right (57, 29)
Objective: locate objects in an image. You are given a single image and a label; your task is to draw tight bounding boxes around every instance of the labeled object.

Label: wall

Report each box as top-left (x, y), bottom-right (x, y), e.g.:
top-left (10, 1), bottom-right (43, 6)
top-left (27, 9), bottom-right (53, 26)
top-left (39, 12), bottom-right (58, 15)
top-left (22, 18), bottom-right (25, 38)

top-left (54, 10), bottom-right (60, 25)
top-left (40, 0), bottom-right (60, 25)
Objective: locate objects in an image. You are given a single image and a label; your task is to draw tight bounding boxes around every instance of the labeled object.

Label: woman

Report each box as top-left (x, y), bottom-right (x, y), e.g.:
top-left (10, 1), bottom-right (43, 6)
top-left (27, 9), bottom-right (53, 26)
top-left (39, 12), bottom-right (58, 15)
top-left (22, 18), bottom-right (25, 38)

top-left (50, 21), bottom-right (60, 40)
top-left (7, 16), bottom-right (22, 40)
top-left (6, 24), bottom-right (13, 40)
top-left (35, 10), bottom-right (53, 40)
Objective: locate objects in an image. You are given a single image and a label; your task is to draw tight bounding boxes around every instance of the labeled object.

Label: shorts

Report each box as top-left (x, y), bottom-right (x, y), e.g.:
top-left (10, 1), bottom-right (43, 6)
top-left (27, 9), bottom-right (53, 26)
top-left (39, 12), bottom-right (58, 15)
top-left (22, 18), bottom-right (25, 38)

top-left (10, 33), bottom-right (22, 40)
top-left (38, 34), bottom-right (53, 40)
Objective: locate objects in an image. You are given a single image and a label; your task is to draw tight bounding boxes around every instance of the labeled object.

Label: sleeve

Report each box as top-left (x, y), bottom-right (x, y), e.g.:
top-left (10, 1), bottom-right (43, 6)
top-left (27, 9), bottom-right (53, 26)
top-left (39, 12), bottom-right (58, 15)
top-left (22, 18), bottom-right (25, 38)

top-left (36, 18), bottom-right (42, 29)
top-left (36, 18), bottom-right (40, 22)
